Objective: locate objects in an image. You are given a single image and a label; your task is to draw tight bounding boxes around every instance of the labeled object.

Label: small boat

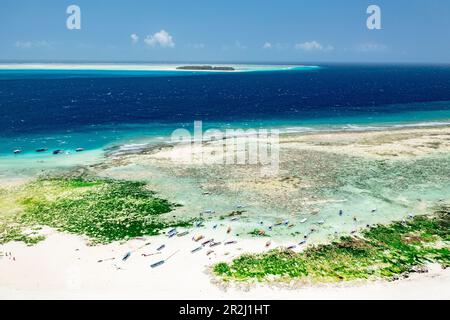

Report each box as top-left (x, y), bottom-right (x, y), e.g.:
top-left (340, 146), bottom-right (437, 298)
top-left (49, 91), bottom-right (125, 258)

top-left (268, 226), bottom-right (273, 231)
top-left (317, 220), bottom-right (325, 225)
top-left (213, 224), bottom-right (218, 229)
top-left (206, 250), bottom-right (214, 256)
top-left (122, 252), bottom-right (131, 261)
top-left (141, 252), bottom-right (161, 257)
top-left (225, 241), bottom-right (237, 245)
top-left (36, 148), bottom-right (48, 153)
top-left (13, 149), bottom-right (22, 154)
top-left (230, 217), bottom-right (239, 222)
top-left (265, 240), bottom-right (271, 247)
top-left (97, 257), bottom-right (115, 263)
top-left (287, 245), bottom-right (296, 250)
top-left (191, 246), bottom-right (203, 253)
top-left (157, 244), bottom-right (165, 251)
top-left (339, 210), bottom-right (344, 216)
top-left (283, 220), bottom-right (289, 226)
top-left (53, 149), bottom-right (64, 155)
top-left (177, 231), bottom-right (189, 237)
top-left (226, 227), bottom-right (232, 234)
top-left (75, 148), bottom-right (85, 152)
top-left (202, 239), bottom-right (214, 246)
top-left (300, 218), bottom-right (308, 224)
top-left (288, 224), bottom-right (295, 228)
top-left (195, 221), bottom-right (204, 227)
top-left (167, 228), bottom-right (177, 237)
top-left (210, 242), bottom-right (222, 248)
top-left (151, 260), bottom-right (165, 268)
top-left (193, 235), bottom-right (204, 242)
top-left (371, 208), bottom-right (377, 213)
top-left (408, 214), bottom-right (414, 219)
top-left (298, 240), bottom-right (306, 245)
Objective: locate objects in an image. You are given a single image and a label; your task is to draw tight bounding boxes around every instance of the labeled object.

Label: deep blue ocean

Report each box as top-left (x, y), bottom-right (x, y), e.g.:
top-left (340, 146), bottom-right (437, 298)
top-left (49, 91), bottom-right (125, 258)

top-left (1, 64), bottom-right (450, 155)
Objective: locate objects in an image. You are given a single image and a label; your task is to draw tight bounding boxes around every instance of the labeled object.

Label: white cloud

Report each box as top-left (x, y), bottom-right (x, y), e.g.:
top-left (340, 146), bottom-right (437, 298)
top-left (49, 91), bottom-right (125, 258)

top-left (130, 34), bottom-right (139, 44)
top-left (15, 40), bottom-right (51, 49)
top-left (262, 42), bottom-right (272, 49)
top-left (356, 42), bottom-right (388, 53)
top-left (144, 30), bottom-right (175, 48)
top-left (295, 41), bottom-right (334, 52)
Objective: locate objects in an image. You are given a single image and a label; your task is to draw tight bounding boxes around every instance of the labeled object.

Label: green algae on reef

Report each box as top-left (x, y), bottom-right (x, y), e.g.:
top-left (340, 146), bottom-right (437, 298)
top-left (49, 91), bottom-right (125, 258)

top-left (0, 223), bottom-right (45, 246)
top-left (213, 208), bottom-right (450, 282)
top-left (0, 177), bottom-right (191, 245)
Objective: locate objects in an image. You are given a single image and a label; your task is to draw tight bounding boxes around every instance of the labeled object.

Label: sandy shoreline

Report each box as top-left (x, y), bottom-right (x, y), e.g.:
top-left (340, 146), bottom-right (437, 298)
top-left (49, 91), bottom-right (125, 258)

top-left (0, 63), bottom-right (306, 73)
top-left (1, 125), bottom-right (450, 299)
top-left (1, 229), bottom-right (449, 300)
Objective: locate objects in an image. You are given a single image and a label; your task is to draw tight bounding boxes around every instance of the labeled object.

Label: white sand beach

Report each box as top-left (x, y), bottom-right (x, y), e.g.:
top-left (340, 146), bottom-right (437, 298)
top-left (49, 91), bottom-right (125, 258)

top-left (1, 228), bottom-right (449, 300)
top-left (0, 63), bottom-right (307, 73)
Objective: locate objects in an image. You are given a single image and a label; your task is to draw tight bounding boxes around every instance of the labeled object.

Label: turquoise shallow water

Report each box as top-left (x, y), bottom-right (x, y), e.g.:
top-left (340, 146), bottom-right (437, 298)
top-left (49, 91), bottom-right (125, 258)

top-left (1, 64), bottom-right (450, 237)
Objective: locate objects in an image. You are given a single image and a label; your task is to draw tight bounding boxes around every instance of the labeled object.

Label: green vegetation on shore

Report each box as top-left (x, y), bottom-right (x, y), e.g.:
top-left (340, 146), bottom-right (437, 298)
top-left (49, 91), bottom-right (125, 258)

top-left (0, 177), bottom-right (191, 245)
top-left (214, 208), bottom-right (450, 282)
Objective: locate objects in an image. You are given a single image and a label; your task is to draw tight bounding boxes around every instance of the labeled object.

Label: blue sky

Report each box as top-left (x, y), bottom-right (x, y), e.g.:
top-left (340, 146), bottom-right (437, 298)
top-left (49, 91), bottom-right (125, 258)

top-left (1, 0), bottom-right (449, 63)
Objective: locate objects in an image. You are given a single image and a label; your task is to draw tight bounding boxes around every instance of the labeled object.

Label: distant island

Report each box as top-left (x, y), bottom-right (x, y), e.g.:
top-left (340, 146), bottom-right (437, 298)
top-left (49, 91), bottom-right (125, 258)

top-left (176, 65), bottom-right (235, 71)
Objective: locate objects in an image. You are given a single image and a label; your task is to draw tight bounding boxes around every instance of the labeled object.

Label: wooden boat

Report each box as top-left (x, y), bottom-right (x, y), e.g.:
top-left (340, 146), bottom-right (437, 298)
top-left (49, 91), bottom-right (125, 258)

top-left (191, 246), bottom-right (203, 253)
top-left (177, 231), bottom-right (189, 237)
top-left (210, 242), bottom-right (222, 248)
top-left (202, 239), bottom-right (214, 246)
top-left (151, 260), bottom-right (165, 268)
top-left (122, 252), bottom-right (131, 261)
top-left (193, 235), bottom-right (204, 242)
